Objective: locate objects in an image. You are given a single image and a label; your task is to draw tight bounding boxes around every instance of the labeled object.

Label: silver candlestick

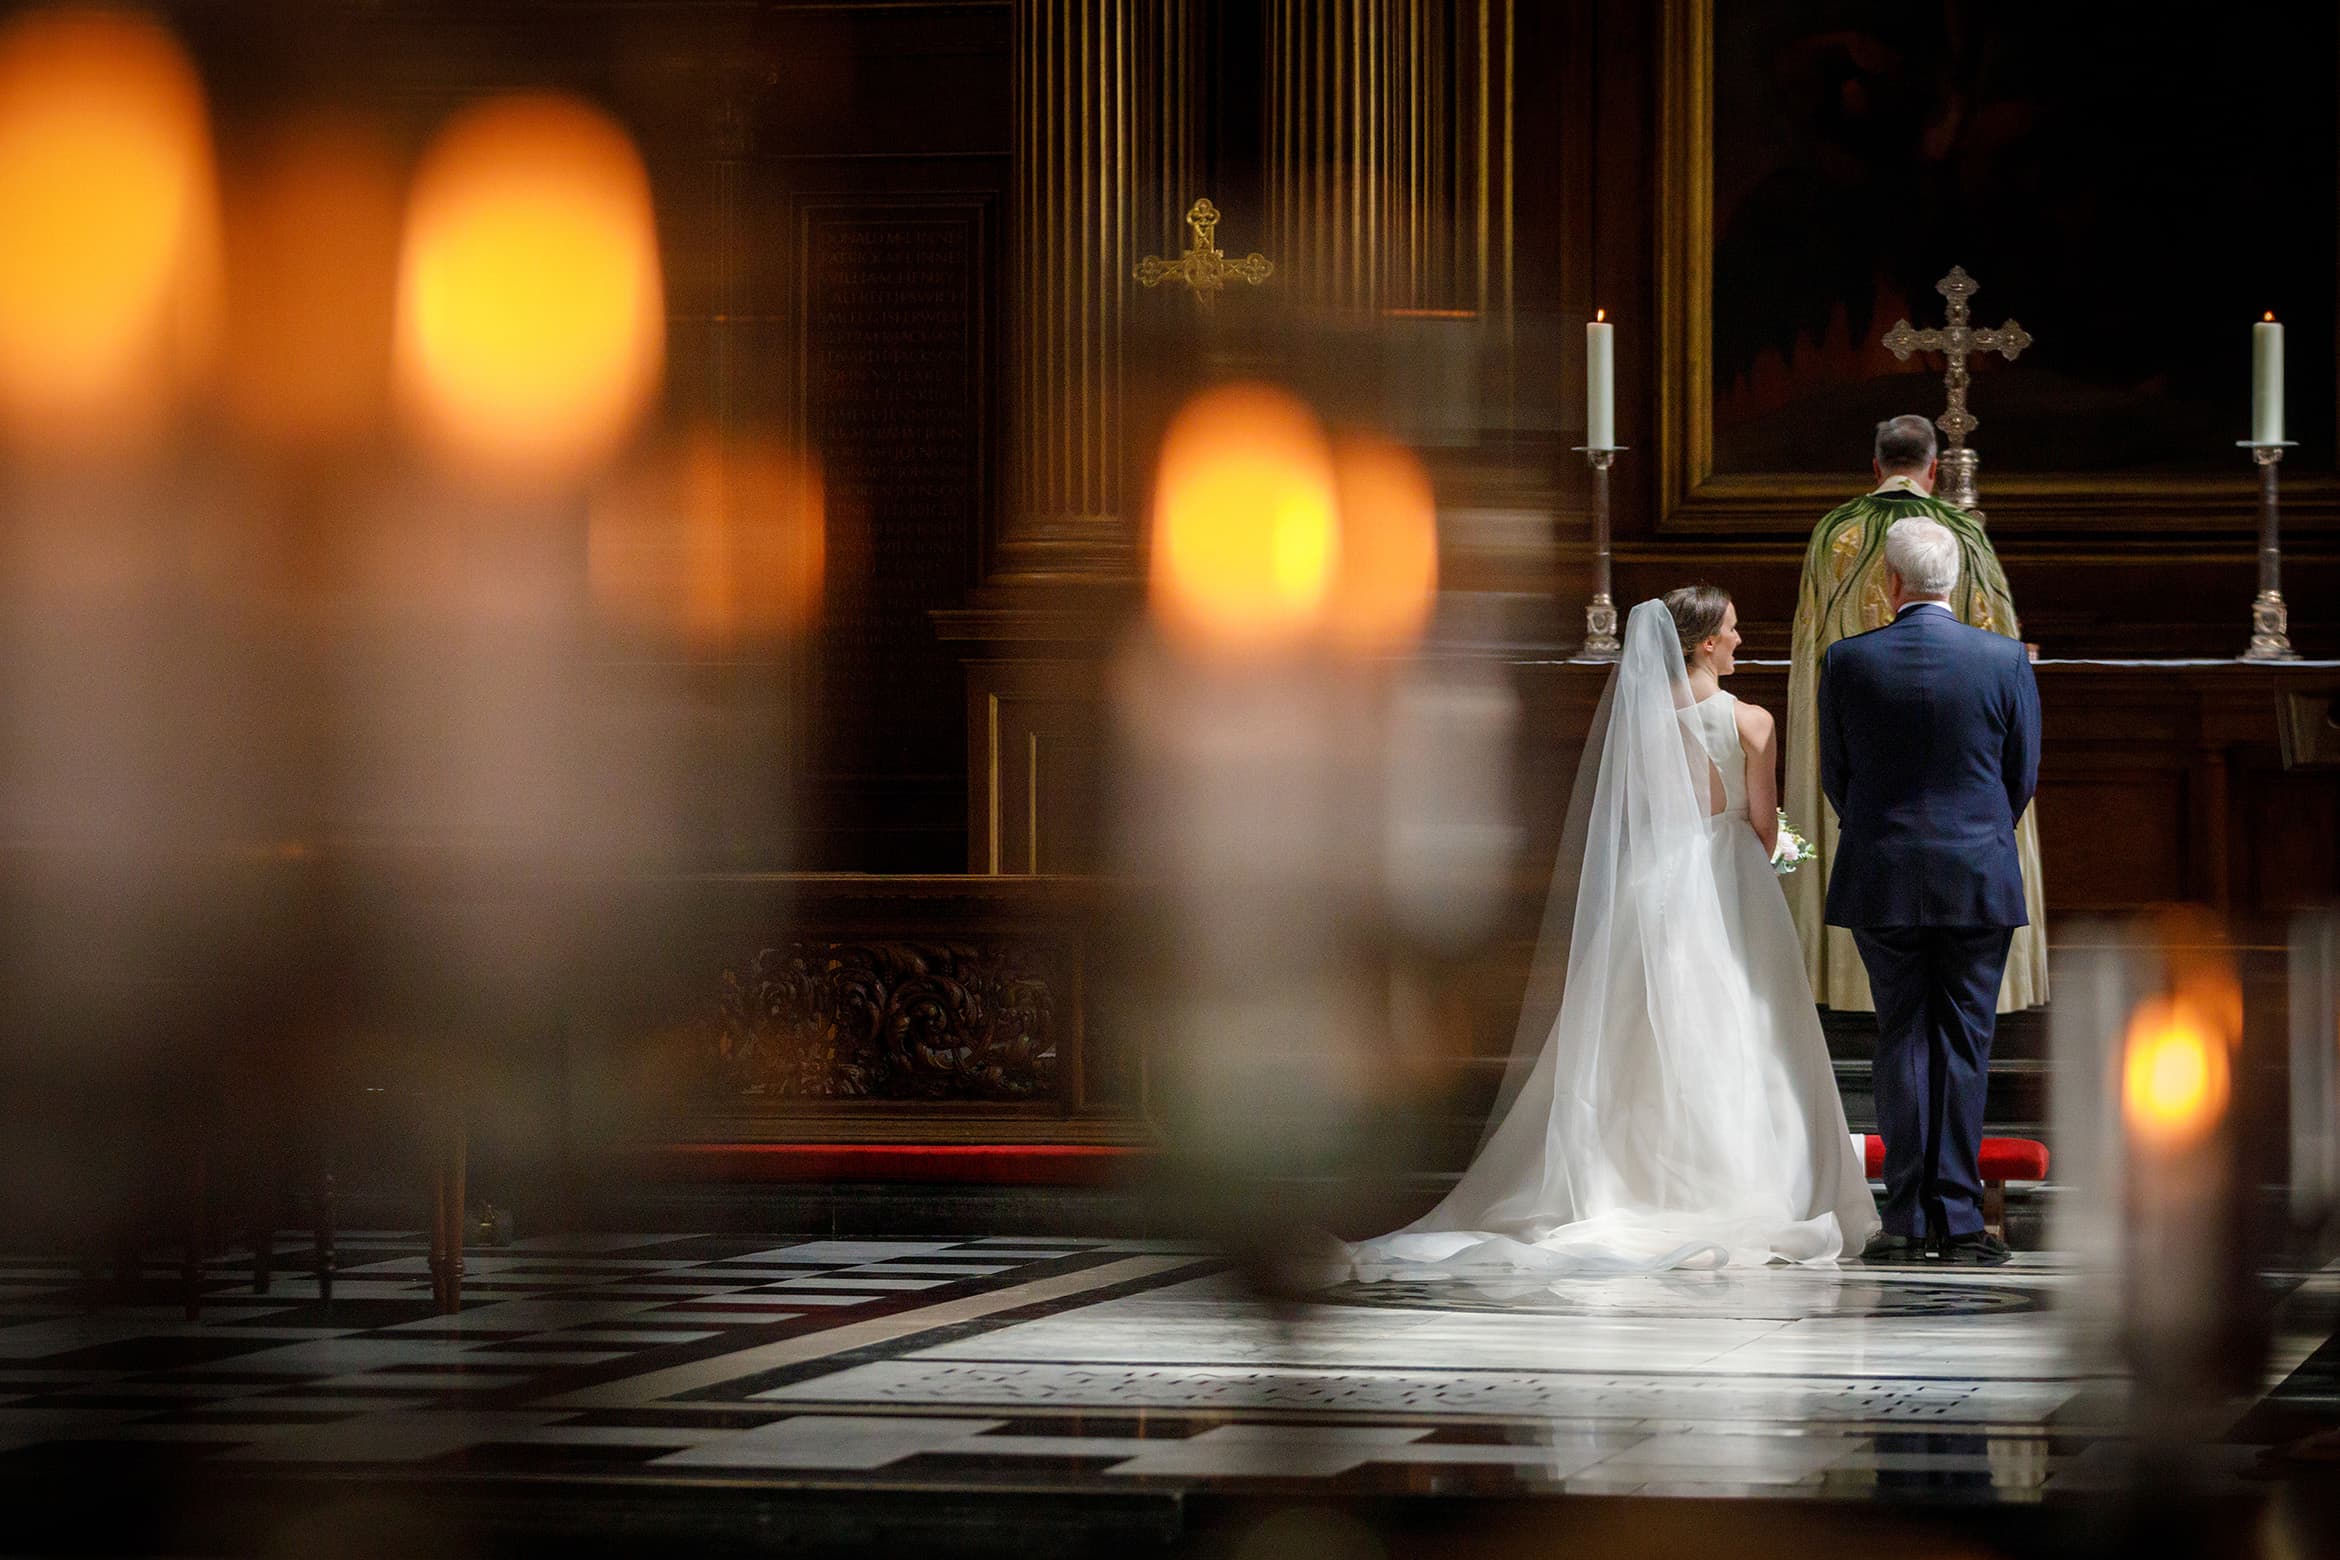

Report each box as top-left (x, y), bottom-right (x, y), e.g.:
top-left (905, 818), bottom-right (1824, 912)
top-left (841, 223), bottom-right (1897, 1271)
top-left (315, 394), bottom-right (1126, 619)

top-left (1573, 444), bottom-right (1625, 659)
top-left (2238, 440), bottom-right (2299, 661)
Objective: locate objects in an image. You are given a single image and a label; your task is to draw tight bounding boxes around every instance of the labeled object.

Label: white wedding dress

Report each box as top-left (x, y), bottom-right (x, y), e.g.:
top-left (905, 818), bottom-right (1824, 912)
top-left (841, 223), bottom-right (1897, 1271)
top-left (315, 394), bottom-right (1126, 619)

top-left (1350, 601), bottom-right (1878, 1274)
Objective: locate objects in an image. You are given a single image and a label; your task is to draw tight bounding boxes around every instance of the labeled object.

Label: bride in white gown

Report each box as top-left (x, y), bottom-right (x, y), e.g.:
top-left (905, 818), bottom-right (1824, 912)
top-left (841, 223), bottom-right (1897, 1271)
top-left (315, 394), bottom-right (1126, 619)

top-left (1351, 589), bottom-right (1878, 1274)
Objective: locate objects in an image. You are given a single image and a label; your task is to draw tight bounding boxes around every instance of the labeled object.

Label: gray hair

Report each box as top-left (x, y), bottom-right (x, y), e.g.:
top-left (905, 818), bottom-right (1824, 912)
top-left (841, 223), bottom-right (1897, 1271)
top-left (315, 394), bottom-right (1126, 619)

top-left (1874, 413), bottom-right (1937, 473)
top-left (1884, 517), bottom-right (1961, 597)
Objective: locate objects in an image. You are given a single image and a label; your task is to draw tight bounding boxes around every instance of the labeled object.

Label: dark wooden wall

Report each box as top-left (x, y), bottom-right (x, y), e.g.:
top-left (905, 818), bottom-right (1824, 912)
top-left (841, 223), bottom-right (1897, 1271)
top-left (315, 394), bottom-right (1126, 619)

top-left (170, 0), bottom-right (2340, 886)
top-left (755, 4), bottom-right (1010, 872)
top-left (184, 0), bottom-right (1013, 874)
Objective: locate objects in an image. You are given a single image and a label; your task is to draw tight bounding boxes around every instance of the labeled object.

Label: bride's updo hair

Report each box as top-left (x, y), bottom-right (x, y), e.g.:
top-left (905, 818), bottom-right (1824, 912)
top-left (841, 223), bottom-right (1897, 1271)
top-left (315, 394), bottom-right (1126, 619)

top-left (1661, 583), bottom-right (1731, 659)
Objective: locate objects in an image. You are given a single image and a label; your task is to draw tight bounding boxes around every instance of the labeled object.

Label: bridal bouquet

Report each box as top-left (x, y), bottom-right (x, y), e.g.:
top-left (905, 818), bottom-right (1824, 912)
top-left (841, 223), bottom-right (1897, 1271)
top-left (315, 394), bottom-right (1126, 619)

top-left (1771, 812), bottom-right (1815, 876)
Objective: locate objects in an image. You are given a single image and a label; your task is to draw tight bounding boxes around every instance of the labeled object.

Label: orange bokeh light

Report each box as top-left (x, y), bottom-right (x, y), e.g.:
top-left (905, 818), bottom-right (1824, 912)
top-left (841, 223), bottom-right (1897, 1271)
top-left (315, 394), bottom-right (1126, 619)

top-left (2123, 995), bottom-right (2233, 1150)
top-left (395, 94), bottom-right (663, 486)
top-left (221, 115), bottom-right (403, 453)
top-left (0, 6), bottom-right (219, 453)
top-left (1327, 433), bottom-right (1438, 653)
top-left (588, 429), bottom-right (825, 647)
top-left (1149, 383), bottom-right (1339, 658)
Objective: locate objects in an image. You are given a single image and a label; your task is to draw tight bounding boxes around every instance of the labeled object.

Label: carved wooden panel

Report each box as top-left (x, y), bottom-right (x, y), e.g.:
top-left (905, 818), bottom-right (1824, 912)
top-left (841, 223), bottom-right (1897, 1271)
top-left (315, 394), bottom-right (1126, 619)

top-left (629, 874), bottom-right (1140, 1145)
top-left (693, 939), bottom-right (1057, 1103)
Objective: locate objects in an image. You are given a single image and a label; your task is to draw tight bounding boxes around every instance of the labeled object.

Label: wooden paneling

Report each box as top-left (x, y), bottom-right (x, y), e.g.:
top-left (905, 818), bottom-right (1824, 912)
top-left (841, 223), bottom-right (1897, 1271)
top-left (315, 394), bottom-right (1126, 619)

top-left (2035, 776), bottom-right (2190, 911)
top-left (733, 10), bottom-right (1014, 871)
top-left (2243, 765), bottom-right (2340, 911)
top-left (960, 655), bottom-right (2340, 915)
top-left (619, 873), bottom-right (1144, 1147)
top-left (801, 194), bottom-right (998, 870)
top-left (966, 666), bottom-right (1109, 877)
top-left (755, 2), bottom-right (1014, 159)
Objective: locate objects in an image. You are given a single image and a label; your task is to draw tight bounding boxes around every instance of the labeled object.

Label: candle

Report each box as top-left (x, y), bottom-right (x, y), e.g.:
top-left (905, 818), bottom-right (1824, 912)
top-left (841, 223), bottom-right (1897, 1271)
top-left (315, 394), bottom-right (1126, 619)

top-left (2123, 996), bottom-right (2229, 1152)
top-left (0, 9), bottom-right (221, 456)
top-left (396, 94), bottom-right (666, 488)
top-left (1148, 382), bottom-right (1339, 660)
top-left (1326, 432), bottom-right (1439, 655)
top-left (1585, 309), bottom-right (1615, 450)
top-left (2252, 312), bottom-right (2284, 445)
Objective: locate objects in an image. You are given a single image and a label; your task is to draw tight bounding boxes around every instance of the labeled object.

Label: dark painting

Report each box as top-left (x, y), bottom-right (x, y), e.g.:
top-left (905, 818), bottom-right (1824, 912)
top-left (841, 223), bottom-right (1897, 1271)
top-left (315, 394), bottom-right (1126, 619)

top-left (1710, 1), bottom-right (2336, 476)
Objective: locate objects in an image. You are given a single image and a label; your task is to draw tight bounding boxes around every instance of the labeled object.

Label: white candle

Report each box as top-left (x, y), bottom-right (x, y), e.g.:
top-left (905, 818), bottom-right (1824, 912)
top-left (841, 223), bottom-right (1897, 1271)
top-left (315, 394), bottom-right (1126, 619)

top-left (2253, 313), bottom-right (2285, 445)
top-left (1585, 310), bottom-right (1615, 450)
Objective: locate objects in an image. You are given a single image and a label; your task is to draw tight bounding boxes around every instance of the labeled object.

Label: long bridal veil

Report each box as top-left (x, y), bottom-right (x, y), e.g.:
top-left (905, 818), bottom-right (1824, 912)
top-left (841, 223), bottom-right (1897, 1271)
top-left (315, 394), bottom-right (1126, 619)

top-left (1350, 600), bottom-right (1851, 1274)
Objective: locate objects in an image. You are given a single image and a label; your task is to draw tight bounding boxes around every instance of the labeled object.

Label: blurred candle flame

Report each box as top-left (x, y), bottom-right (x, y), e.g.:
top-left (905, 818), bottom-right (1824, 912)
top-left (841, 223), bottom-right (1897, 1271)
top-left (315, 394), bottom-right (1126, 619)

top-left (0, 6), bottom-right (219, 455)
top-left (2123, 995), bottom-right (2233, 1150)
top-left (221, 114), bottom-right (402, 453)
top-left (395, 94), bottom-right (663, 487)
top-left (587, 428), bottom-right (826, 647)
top-left (1149, 383), bottom-right (1339, 658)
top-left (1327, 433), bottom-right (1438, 654)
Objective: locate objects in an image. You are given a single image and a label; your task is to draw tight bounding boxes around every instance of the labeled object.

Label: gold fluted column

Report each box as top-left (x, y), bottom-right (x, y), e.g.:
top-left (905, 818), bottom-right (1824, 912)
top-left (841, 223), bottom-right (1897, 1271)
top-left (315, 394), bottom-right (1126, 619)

top-left (1005, 0), bottom-right (1198, 580)
top-left (1263, 0), bottom-right (1514, 318)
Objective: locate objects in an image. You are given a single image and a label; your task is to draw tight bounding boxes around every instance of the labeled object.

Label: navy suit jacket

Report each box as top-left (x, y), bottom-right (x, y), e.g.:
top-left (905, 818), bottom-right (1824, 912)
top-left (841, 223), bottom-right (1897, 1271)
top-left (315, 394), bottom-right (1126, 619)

top-left (1820, 605), bottom-right (2040, 929)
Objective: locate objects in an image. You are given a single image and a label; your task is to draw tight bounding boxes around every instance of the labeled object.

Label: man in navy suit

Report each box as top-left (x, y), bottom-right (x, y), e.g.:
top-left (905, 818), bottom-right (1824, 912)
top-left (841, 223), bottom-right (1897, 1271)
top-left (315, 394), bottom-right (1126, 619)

top-left (1820, 516), bottom-right (2041, 1265)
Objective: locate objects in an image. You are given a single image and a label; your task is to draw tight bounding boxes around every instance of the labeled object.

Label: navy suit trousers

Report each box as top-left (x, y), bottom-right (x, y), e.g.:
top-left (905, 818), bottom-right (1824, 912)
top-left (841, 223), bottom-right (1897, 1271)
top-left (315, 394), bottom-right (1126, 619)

top-left (1851, 926), bottom-right (2014, 1239)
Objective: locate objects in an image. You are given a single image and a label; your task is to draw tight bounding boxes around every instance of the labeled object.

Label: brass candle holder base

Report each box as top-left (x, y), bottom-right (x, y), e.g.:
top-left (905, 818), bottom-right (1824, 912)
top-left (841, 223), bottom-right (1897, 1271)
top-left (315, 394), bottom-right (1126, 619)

top-left (1582, 593), bottom-right (1620, 657)
top-left (2239, 441), bottom-right (2298, 663)
top-left (2248, 590), bottom-right (2297, 663)
top-left (1574, 445), bottom-right (1625, 660)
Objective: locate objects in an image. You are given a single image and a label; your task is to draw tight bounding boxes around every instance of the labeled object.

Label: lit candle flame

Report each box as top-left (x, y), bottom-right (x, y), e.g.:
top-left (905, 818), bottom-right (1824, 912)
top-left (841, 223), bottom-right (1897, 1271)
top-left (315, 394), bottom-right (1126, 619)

top-left (1326, 433), bottom-right (1438, 654)
top-left (221, 114), bottom-right (402, 452)
top-left (0, 7), bottom-right (219, 454)
top-left (1149, 383), bottom-right (1339, 658)
top-left (395, 94), bottom-right (663, 487)
top-left (1594, 308), bottom-right (1606, 323)
top-left (2123, 996), bottom-right (2232, 1150)
top-left (2264, 311), bottom-right (2277, 323)
top-left (588, 428), bottom-right (825, 647)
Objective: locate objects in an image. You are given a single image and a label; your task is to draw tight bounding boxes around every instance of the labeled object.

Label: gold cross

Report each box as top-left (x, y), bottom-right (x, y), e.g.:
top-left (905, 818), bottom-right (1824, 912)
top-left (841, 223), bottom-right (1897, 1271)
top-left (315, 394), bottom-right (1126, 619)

top-left (1880, 266), bottom-right (2032, 448)
top-left (1135, 199), bottom-right (1273, 311)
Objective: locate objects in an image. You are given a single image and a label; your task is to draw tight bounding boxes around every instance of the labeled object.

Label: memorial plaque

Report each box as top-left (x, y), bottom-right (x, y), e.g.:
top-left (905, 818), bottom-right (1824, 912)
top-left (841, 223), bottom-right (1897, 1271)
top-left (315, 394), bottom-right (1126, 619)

top-left (801, 199), bottom-right (991, 867)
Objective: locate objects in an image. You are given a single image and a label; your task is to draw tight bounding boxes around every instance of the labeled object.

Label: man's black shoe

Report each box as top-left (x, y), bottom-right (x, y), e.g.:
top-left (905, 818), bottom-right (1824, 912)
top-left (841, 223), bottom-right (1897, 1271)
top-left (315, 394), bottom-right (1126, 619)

top-left (1859, 1232), bottom-right (1929, 1264)
top-left (1932, 1231), bottom-right (2014, 1266)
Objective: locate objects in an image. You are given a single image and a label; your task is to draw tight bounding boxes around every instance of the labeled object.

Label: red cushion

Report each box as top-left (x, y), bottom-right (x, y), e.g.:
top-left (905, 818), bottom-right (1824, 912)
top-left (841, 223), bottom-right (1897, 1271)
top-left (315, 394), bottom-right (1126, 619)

top-left (641, 1143), bottom-right (1140, 1187)
top-left (1858, 1134), bottom-right (2048, 1181)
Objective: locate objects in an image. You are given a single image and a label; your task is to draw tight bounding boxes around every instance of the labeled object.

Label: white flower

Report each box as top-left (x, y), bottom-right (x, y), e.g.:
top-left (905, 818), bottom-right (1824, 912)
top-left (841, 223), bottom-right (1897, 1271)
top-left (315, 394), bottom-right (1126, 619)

top-left (1772, 810), bottom-right (1813, 876)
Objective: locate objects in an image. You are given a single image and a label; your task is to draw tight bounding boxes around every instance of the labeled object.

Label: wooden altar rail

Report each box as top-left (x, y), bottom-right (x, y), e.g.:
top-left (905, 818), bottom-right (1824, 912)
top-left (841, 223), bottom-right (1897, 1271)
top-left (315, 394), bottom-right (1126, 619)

top-left (632, 660), bottom-right (2337, 1164)
top-left (961, 654), bottom-right (2340, 910)
top-left (1701, 659), bottom-right (2340, 914)
top-left (611, 873), bottom-right (1144, 1152)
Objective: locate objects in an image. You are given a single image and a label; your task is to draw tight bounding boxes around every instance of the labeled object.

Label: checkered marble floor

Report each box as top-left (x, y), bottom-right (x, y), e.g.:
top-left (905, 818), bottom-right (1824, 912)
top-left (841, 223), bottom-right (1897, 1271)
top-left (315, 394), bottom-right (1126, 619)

top-left (0, 1234), bottom-right (2329, 1507)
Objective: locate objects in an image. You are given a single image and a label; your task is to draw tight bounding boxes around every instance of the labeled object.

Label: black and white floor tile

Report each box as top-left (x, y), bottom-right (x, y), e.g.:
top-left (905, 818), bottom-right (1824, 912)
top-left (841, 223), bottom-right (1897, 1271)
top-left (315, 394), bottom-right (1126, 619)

top-left (0, 1233), bottom-right (2329, 1506)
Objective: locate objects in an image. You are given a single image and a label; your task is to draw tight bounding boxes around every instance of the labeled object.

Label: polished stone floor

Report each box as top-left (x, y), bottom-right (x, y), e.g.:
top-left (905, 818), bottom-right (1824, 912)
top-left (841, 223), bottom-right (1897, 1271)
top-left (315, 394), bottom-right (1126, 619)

top-left (0, 1231), bottom-right (2330, 1532)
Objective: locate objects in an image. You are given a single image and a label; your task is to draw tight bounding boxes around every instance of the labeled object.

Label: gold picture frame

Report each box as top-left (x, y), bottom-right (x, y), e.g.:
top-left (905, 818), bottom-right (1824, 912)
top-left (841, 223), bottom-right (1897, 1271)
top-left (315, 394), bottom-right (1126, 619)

top-left (1653, 0), bottom-right (2336, 536)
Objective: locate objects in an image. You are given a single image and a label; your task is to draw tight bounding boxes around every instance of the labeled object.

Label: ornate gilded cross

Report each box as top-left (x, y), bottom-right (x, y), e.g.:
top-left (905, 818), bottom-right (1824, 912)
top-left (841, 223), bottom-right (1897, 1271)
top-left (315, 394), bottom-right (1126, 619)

top-left (1135, 198), bottom-right (1273, 311)
top-left (1880, 265), bottom-right (2032, 449)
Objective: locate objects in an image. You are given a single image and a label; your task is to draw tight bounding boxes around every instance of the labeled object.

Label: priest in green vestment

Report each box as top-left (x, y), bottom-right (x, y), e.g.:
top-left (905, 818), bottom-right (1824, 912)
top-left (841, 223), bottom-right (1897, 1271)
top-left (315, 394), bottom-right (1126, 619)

top-left (1785, 414), bottom-right (2048, 1013)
